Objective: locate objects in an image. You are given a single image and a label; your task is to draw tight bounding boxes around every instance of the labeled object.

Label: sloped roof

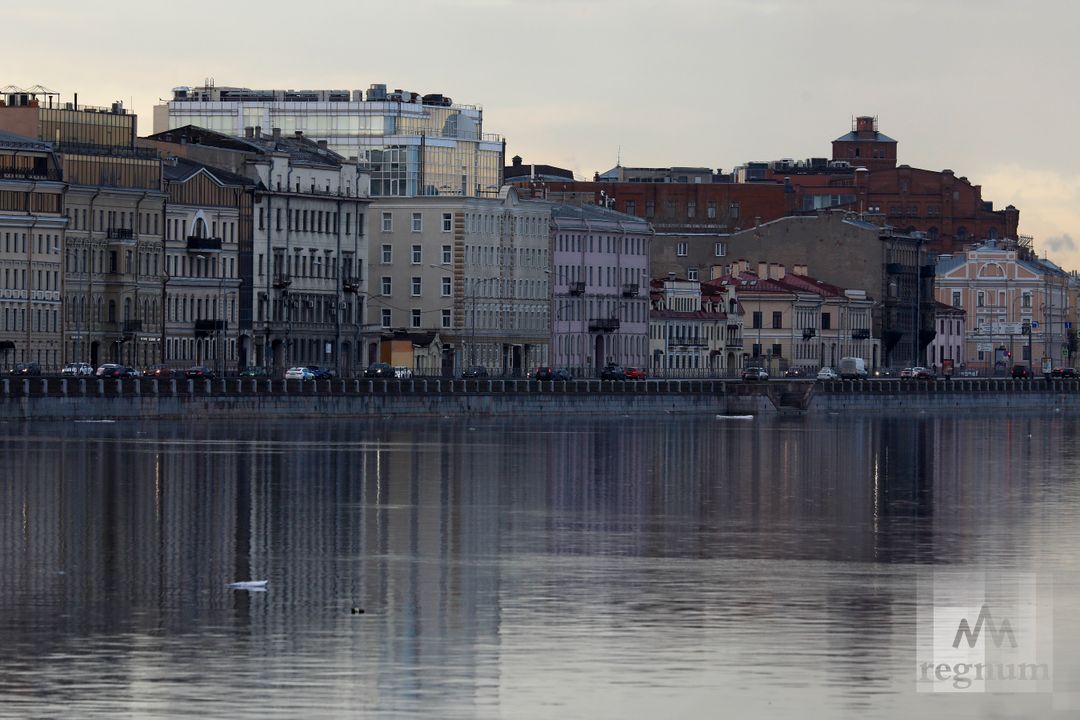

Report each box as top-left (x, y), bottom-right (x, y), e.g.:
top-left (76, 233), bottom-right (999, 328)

top-left (833, 131), bottom-right (897, 143)
top-left (0, 129), bottom-right (52, 152)
top-left (163, 156), bottom-right (255, 187)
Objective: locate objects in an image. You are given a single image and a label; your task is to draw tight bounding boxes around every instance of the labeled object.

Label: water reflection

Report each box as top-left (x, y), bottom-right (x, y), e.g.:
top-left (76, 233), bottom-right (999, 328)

top-left (0, 413), bottom-right (1078, 718)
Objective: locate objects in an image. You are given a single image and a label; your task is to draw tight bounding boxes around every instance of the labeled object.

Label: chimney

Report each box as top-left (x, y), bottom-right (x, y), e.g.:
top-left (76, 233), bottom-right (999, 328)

top-left (512, 155), bottom-right (522, 167)
top-left (253, 125), bottom-right (262, 138)
top-left (757, 261), bottom-right (767, 278)
top-left (667, 271), bottom-right (676, 282)
top-left (710, 265), bottom-right (725, 280)
top-left (294, 130), bottom-right (303, 138)
top-left (244, 126), bottom-right (254, 138)
top-left (317, 140), bottom-right (328, 150)
top-left (793, 263), bottom-right (808, 276)
top-left (769, 263), bottom-right (785, 280)
top-left (272, 127), bottom-right (281, 139)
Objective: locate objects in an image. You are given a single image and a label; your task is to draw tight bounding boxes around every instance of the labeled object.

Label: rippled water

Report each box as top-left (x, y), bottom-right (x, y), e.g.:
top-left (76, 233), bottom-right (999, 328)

top-left (1, 413), bottom-right (1079, 718)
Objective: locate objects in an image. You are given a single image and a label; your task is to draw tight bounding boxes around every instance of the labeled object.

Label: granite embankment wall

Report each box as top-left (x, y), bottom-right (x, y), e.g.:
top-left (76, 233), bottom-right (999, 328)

top-left (0, 377), bottom-right (1076, 421)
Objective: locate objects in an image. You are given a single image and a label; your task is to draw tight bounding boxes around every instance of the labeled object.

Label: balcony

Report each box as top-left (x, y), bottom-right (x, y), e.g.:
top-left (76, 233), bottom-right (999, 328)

top-left (851, 328), bottom-right (871, 340)
top-left (122, 320), bottom-right (142, 335)
top-left (588, 317), bottom-right (620, 332)
top-left (106, 227), bottom-right (134, 240)
top-left (186, 235), bottom-right (222, 252)
top-left (621, 282), bottom-right (640, 298)
top-left (272, 274), bottom-right (292, 290)
top-left (342, 278), bottom-right (361, 294)
top-left (726, 337), bottom-right (743, 349)
top-left (802, 327), bottom-right (817, 339)
top-left (568, 281), bottom-right (585, 296)
top-left (885, 262), bottom-right (907, 275)
top-left (194, 319), bottom-right (227, 337)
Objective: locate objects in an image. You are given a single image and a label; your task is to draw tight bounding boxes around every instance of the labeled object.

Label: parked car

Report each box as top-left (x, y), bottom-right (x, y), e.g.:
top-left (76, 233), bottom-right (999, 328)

top-left (123, 367), bottom-right (143, 378)
top-left (783, 367), bottom-right (808, 379)
top-left (534, 367), bottom-right (571, 381)
top-left (9, 363), bottom-right (42, 376)
top-left (461, 366), bottom-right (489, 379)
top-left (1049, 367), bottom-right (1078, 379)
top-left (61, 362), bottom-right (94, 377)
top-left (913, 366), bottom-right (935, 380)
top-left (816, 367), bottom-right (839, 381)
top-left (742, 367), bottom-right (769, 382)
top-left (1011, 365), bottom-right (1032, 379)
top-left (145, 365), bottom-right (176, 379)
top-left (96, 363), bottom-right (125, 378)
top-left (364, 363), bottom-right (396, 378)
top-left (872, 367), bottom-right (897, 378)
top-left (899, 367), bottom-right (915, 379)
top-left (285, 367), bottom-right (314, 381)
top-left (599, 363), bottom-right (626, 381)
top-left (184, 366), bottom-right (215, 380)
top-left (306, 366), bottom-right (335, 380)
top-left (624, 367), bottom-right (648, 381)
top-left (240, 366), bottom-right (271, 379)
top-left (393, 366), bottom-right (413, 379)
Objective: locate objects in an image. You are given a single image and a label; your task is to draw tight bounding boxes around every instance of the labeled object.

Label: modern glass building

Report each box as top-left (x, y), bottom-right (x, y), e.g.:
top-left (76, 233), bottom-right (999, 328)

top-left (155, 84), bottom-right (505, 199)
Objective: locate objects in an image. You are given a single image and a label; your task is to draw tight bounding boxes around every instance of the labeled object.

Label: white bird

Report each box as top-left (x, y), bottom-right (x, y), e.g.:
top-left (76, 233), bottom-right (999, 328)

top-left (227, 580), bottom-right (268, 591)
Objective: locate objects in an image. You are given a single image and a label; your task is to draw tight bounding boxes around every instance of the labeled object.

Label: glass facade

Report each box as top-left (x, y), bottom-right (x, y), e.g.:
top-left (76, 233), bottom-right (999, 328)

top-left (162, 91), bottom-right (504, 199)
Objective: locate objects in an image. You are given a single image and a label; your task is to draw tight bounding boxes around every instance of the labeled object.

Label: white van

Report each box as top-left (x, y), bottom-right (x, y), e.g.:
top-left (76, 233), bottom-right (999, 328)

top-left (838, 357), bottom-right (868, 379)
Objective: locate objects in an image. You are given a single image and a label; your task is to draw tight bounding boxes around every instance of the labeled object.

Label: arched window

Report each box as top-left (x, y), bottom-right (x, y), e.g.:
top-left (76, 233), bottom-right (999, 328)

top-left (956, 226), bottom-right (968, 242)
top-left (108, 300), bottom-right (116, 324)
top-left (193, 217), bottom-right (208, 238)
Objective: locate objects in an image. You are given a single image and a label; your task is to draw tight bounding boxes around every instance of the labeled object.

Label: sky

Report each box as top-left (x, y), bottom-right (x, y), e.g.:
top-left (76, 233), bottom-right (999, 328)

top-left (6, 0), bottom-right (1079, 267)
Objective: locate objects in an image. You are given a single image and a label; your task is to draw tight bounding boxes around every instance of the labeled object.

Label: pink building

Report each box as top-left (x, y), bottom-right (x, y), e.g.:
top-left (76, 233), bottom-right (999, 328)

top-left (550, 204), bottom-right (651, 375)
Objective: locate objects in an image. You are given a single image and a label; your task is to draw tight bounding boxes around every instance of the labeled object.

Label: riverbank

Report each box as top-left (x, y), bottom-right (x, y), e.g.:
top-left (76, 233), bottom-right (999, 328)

top-left (1, 377), bottom-right (1077, 420)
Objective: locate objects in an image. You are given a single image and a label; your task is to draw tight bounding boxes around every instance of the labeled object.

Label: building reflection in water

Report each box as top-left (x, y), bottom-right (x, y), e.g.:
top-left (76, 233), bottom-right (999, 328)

top-left (0, 413), bottom-right (1077, 716)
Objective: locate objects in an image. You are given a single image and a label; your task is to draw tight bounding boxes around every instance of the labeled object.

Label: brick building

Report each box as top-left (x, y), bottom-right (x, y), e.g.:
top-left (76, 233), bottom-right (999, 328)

top-left (744, 116), bottom-right (1019, 254)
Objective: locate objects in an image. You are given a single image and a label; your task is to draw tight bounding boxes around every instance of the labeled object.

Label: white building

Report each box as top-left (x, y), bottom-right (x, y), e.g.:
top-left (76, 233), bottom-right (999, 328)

top-left (550, 204), bottom-right (652, 375)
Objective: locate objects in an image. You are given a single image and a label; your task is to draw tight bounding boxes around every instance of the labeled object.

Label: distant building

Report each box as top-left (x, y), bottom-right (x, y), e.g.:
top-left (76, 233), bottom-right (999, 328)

top-left (929, 301), bottom-right (966, 370)
top-left (550, 204), bottom-right (651, 375)
top-left (648, 276), bottom-right (743, 376)
top-left (734, 115), bottom-right (1019, 253)
top-left (503, 155), bottom-right (573, 184)
top-left (369, 188), bottom-right (551, 375)
top-left (0, 131), bottom-right (66, 369)
top-left (0, 88), bottom-right (167, 369)
top-left (935, 240), bottom-right (1072, 372)
top-left (145, 125), bottom-right (371, 374)
top-left (156, 83), bottom-right (505, 199)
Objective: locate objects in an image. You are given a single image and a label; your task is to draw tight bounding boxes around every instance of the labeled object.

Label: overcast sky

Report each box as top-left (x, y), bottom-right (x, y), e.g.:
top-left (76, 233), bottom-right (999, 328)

top-left (6, 0), bottom-right (1078, 267)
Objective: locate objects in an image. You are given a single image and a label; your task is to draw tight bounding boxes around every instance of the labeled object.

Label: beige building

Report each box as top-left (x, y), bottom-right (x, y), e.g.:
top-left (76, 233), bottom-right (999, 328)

top-left (936, 240), bottom-right (1072, 372)
top-left (648, 277), bottom-right (744, 377)
top-left (0, 131), bottom-right (67, 369)
top-left (369, 187), bottom-right (550, 375)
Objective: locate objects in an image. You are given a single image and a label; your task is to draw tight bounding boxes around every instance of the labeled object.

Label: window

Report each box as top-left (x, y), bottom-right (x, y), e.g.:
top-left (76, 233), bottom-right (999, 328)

top-left (752, 311), bottom-right (762, 329)
top-left (687, 201), bottom-right (696, 218)
top-left (676, 242), bottom-right (687, 257)
top-left (441, 309), bottom-right (451, 328)
top-left (381, 308), bottom-right (391, 328)
top-left (821, 312), bottom-right (831, 330)
top-left (381, 276), bottom-right (392, 295)
top-left (1022, 292), bottom-right (1032, 309)
top-left (772, 311), bottom-right (782, 329)
top-left (381, 244), bottom-right (392, 264)
top-left (771, 343), bottom-right (782, 357)
top-left (645, 200), bottom-right (655, 218)
top-left (952, 291), bottom-right (961, 308)
top-left (625, 200), bottom-right (636, 216)
top-left (714, 242), bottom-right (726, 257)
top-left (442, 212), bottom-right (452, 232)
top-left (441, 277), bottom-right (452, 296)
top-left (442, 245), bottom-right (452, 264)
top-left (687, 268), bottom-right (698, 281)
top-left (411, 277), bottom-right (422, 296)
top-left (707, 201), bottom-right (717, 219)
top-left (411, 245), bottom-right (422, 264)
top-left (752, 343), bottom-right (762, 357)
top-left (977, 291), bottom-right (984, 307)
top-left (730, 202), bottom-right (740, 220)
top-left (411, 212), bottom-right (422, 232)
top-left (411, 309), bottom-right (422, 328)
top-left (381, 212), bottom-right (392, 232)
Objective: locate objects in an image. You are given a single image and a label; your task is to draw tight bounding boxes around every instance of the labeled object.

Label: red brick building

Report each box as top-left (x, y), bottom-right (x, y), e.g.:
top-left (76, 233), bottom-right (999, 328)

top-left (758, 116), bottom-right (1019, 254)
top-left (515, 180), bottom-right (790, 233)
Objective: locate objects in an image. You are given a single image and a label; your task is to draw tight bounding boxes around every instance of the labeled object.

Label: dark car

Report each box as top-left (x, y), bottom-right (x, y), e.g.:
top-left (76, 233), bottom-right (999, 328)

top-left (742, 367), bottom-right (769, 382)
top-left (913, 366), bottom-right (936, 380)
top-left (146, 365), bottom-right (176, 379)
top-left (307, 366), bottom-right (336, 380)
top-left (1010, 365), bottom-right (1032, 379)
top-left (9, 362), bottom-right (42, 376)
top-left (185, 366), bottom-right (216, 380)
top-left (461, 366), bottom-right (489, 379)
top-left (534, 367), bottom-right (571, 381)
top-left (240, 366), bottom-right (271, 379)
top-left (624, 367), bottom-right (648, 381)
top-left (871, 367), bottom-right (897, 378)
top-left (95, 363), bottom-right (125, 378)
top-left (364, 363), bottom-right (395, 378)
top-left (599, 363), bottom-right (626, 381)
top-left (783, 367), bottom-right (807, 379)
top-left (1049, 367), bottom-right (1079, 379)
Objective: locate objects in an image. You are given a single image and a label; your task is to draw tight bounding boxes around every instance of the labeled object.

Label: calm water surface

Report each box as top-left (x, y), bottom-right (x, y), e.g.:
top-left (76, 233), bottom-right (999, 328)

top-left (1, 412), bottom-right (1079, 719)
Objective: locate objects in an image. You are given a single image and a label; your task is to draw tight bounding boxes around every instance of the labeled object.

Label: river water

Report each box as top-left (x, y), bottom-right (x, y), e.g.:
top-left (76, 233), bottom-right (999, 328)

top-left (1, 412), bottom-right (1079, 719)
